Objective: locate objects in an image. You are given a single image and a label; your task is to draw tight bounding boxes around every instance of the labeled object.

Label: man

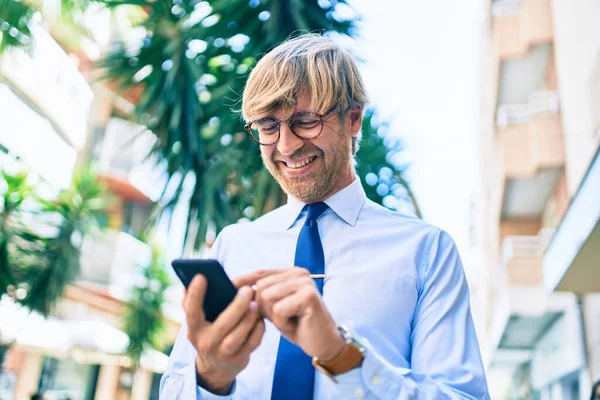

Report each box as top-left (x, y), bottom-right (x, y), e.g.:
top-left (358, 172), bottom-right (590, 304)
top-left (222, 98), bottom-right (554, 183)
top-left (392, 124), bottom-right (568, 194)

top-left (161, 34), bottom-right (490, 399)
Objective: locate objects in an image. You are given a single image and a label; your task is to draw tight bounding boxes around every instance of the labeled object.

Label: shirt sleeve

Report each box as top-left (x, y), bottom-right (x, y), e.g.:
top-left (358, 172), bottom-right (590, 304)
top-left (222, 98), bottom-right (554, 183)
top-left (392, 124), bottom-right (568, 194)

top-left (160, 227), bottom-right (243, 399)
top-left (159, 320), bottom-right (238, 399)
top-left (332, 229), bottom-right (490, 399)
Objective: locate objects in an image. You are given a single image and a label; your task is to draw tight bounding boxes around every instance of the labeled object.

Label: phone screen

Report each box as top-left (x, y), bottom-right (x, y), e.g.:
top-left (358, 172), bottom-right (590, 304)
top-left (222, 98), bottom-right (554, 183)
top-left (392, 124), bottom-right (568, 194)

top-left (171, 258), bottom-right (238, 322)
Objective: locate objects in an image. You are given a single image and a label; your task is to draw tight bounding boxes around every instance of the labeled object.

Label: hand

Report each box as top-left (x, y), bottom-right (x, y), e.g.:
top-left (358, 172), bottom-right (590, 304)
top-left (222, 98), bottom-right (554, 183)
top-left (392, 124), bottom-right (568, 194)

top-left (183, 275), bottom-right (265, 394)
top-left (238, 268), bottom-right (345, 361)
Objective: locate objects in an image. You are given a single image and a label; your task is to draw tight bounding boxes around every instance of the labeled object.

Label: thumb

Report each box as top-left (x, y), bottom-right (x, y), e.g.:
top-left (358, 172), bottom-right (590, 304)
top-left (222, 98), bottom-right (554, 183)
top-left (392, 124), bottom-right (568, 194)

top-left (184, 274), bottom-right (209, 328)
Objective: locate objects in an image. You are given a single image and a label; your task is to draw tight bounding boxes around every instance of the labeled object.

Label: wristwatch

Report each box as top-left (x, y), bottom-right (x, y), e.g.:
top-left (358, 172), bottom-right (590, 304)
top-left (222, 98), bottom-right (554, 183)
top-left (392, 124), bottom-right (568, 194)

top-left (312, 325), bottom-right (365, 383)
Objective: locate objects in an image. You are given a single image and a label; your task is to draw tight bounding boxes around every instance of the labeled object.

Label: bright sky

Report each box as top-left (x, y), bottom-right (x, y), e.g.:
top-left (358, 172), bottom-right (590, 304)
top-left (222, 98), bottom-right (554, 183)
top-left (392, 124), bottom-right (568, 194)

top-left (352, 1), bottom-right (484, 278)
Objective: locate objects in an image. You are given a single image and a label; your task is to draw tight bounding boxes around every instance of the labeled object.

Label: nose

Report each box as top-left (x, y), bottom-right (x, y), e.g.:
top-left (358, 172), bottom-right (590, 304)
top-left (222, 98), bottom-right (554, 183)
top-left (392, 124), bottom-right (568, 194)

top-left (276, 122), bottom-right (304, 156)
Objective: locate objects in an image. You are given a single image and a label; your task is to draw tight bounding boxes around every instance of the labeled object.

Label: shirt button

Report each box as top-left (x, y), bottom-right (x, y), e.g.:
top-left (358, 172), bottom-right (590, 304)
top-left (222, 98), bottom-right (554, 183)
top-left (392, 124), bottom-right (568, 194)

top-left (371, 376), bottom-right (381, 385)
top-left (355, 388), bottom-right (365, 398)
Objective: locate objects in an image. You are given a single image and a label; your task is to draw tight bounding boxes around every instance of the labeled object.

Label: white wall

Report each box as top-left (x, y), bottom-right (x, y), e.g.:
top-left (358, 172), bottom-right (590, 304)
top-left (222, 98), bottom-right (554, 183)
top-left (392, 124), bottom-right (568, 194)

top-left (584, 293), bottom-right (600, 383)
top-left (550, 0), bottom-right (600, 194)
top-left (0, 84), bottom-right (77, 188)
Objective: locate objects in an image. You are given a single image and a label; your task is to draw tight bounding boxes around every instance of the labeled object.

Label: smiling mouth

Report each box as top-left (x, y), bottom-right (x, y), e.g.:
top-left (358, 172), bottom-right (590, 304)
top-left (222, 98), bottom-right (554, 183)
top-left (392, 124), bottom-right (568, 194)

top-left (281, 156), bottom-right (317, 169)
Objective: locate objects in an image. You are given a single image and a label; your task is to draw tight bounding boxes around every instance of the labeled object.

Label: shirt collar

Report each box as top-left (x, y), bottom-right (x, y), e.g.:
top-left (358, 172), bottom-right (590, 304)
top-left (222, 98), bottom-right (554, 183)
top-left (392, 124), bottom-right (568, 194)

top-left (283, 177), bottom-right (367, 230)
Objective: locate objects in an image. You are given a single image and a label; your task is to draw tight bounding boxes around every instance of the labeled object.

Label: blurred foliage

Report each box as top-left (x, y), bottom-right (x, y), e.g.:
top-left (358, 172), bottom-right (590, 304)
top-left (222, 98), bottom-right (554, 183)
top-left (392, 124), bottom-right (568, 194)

top-left (123, 244), bottom-right (170, 367)
top-left (0, 166), bottom-right (107, 317)
top-left (0, 0), bottom-right (94, 57)
top-left (358, 111), bottom-right (421, 217)
top-left (1, 0), bottom-right (421, 251)
top-left (22, 166), bottom-right (107, 316)
top-left (96, 0), bottom-right (419, 251)
top-left (0, 170), bottom-right (35, 298)
top-left (0, 0), bottom-right (35, 55)
top-left (0, 0), bottom-right (421, 375)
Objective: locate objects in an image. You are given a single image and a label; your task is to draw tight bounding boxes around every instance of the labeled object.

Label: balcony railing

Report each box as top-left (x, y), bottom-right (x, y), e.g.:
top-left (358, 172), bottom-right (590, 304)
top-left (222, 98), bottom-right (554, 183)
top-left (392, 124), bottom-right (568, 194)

top-left (498, 92), bottom-right (564, 178)
top-left (496, 91), bottom-right (559, 128)
top-left (492, 0), bottom-right (521, 17)
top-left (500, 229), bottom-right (554, 285)
top-left (492, 0), bottom-right (553, 59)
top-left (79, 230), bottom-right (152, 298)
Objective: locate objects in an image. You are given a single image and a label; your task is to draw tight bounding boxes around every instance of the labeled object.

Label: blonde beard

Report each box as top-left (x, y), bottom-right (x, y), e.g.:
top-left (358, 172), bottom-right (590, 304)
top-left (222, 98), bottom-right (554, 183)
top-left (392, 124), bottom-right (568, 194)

top-left (262, 131), bottom-right (352, 203)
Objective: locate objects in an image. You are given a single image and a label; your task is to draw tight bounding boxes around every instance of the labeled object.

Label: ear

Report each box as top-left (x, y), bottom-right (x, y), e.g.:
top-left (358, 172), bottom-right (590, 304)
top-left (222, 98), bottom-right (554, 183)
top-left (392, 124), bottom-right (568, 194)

top-left (346, 104), bottom-right (363, 137)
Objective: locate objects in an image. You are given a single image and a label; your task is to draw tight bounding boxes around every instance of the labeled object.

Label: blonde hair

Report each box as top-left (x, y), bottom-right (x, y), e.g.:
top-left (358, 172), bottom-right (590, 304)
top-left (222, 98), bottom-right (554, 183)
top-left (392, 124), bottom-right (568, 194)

top-left (242, 34), bottom-right (368, 155)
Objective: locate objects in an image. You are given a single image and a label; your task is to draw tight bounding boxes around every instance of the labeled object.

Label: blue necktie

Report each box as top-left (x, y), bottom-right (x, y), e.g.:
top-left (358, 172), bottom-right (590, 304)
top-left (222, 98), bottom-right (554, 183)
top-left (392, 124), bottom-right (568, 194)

top-left (271, 202), bottom-right (328, 400)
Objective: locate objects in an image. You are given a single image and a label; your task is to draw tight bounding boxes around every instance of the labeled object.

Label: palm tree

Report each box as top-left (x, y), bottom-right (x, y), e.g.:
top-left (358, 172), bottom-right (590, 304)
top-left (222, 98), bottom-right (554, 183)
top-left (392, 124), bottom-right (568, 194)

top-left (0, 166), bottom-right (106, 372)
top-left (97, 0), bottom-right (419, 252)
top-left (0, 170), bottom-right (34, 298)
top-left (0, 0), bottom-right (96, 58)
top-left (0, 0), bottom-right (35, 56)
top-left (3, 0), bottom-right (420, 250)
top-left (0, 169), bottom-right (36, 370)
top-left (123, 243), bottom-right (170, 367)
top-left (20, 165), bottom-right (107, 316)
top-left (357, 111), bottom-right (422, 217)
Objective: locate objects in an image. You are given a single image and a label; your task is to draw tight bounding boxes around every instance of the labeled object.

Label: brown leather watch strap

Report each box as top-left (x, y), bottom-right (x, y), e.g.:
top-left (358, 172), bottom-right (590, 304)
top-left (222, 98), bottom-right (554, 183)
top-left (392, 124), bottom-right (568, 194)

top-left (312, 341), bottom-right (365, 380)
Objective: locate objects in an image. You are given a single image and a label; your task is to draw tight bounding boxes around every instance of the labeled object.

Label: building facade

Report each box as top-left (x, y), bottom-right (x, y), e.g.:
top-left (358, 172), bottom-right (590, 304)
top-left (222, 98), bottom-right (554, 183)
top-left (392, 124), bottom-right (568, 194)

top-left (0, 16), bottom-right (180, 400)
top-left (474, 0), bottom-right (600, 399)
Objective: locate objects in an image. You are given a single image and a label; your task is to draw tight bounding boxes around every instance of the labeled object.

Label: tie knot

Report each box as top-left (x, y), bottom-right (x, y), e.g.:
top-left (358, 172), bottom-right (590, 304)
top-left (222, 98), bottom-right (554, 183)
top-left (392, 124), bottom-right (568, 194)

top-left (305, 202), bottom-right (328, 222)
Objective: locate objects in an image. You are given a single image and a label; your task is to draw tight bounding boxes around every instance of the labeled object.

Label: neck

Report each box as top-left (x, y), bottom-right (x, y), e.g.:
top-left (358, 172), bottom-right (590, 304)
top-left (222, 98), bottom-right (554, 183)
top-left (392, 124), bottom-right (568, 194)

top-left (318, 166), bottom-right (356, 202)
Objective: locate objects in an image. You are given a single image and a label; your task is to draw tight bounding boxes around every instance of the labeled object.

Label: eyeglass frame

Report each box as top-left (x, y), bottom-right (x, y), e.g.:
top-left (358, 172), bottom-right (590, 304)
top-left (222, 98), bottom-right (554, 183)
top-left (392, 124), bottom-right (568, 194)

top-left (244, 105), bottom-right (338, 146)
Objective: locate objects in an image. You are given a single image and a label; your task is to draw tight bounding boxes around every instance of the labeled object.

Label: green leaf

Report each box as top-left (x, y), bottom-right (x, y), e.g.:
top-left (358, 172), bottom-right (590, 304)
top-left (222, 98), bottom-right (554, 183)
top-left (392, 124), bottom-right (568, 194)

top-left (94, 0), bottom-right (419, 255)
top-left (123, 241), bottom-right (170, 366)
top-left (15, 165), bottom-right (108, 316)
top-left (0, 0), bottom-right (36, 56)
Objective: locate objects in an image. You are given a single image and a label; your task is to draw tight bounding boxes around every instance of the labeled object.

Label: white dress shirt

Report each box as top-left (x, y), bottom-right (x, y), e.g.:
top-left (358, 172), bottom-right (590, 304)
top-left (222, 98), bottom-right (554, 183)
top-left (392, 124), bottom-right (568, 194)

top-left (160, 178), bottom-right (490, 399)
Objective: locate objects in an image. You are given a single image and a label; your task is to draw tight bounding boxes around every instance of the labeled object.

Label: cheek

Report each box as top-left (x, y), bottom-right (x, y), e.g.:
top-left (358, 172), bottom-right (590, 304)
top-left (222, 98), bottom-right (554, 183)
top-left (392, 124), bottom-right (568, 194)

top-left (260, 147), bottom-right (275, 161)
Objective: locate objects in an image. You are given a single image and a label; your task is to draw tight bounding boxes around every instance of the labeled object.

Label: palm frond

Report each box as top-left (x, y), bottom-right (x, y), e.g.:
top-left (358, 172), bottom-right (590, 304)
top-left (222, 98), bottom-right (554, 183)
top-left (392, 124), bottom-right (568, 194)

top-left (96, 0), bottom-right (358, 251)
top-left (19, 165), bottom-right (107, 316)
top-left (0, 169), bottom-right (35, 297)
top-left (356, 110), bottom-right (422, 218)
top-left (0, 0), bottom-right (36, 55)
top-left (124, 243), bottom-right (170, 366)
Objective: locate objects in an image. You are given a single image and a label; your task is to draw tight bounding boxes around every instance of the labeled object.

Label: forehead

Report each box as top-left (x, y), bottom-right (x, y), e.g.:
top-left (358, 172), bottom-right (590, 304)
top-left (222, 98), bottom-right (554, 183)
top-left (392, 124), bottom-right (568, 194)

top-left (248, 88), bottom-right (315, 121)
top-left (256, 92), bottom-right (313, 120)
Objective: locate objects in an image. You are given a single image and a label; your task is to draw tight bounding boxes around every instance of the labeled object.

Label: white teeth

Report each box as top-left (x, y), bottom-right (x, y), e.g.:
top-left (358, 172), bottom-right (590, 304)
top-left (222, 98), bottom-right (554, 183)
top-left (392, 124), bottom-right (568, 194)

top-left (287, 156), bottom-right (315, 169)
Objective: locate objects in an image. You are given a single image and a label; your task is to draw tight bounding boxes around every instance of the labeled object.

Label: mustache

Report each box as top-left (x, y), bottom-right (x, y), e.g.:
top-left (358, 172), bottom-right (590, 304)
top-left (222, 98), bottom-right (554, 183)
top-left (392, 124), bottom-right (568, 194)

top-left (272, 145), bottom-right (324, 163)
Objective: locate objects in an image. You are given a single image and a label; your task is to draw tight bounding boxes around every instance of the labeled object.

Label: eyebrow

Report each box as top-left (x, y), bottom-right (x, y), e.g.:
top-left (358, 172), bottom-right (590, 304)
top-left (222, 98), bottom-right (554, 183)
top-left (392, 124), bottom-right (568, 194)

top-left (263, 109), bottom-right (314, 120)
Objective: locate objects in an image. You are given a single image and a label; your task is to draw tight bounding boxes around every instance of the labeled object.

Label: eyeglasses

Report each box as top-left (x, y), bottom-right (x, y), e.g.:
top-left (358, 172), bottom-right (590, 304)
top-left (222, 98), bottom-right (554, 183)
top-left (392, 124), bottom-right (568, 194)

top-left (244, 106), bottom-right (337, 146)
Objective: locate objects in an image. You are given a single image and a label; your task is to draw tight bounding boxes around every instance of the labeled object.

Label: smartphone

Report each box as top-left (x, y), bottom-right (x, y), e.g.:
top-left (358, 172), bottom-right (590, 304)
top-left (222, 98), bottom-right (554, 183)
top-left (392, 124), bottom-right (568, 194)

top-left (171, 258), bottom-right (238, 323)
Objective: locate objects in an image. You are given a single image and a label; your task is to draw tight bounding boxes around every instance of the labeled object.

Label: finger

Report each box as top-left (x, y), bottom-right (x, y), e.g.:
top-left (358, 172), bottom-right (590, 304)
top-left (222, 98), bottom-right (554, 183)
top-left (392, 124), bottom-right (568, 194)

top-left (239, 318), bottom-right (266, 354)
top-left (184, 275), bottom-right (209, 331)
top-left (256, 267), bottom-right (310, 291)
top-left (208, 286), bottom-right (255, 345)
top-left (271, 286), bottom-right (317, 326)
top-left (219, 305), bottom-right (261, 356)
top-left (232, 269), bottom-right (282, 288)
top-left (257, 278), bottom-right (312, 318)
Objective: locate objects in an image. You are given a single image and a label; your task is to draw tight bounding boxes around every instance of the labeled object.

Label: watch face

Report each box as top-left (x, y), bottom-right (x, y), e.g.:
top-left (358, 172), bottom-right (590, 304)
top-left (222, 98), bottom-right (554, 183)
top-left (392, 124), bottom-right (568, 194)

top-left (338, 325), bottom-right (365, 351)
top-left (338, 324), bottom-right (352, 342)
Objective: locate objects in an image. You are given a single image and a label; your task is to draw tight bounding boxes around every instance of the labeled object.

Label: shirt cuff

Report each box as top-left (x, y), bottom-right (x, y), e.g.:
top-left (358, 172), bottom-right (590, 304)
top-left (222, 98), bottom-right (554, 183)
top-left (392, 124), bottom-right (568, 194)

top-left (168, 362), bottom-right (236, 400)
top-left (334, 337), bottom-right (409, 399)
top-left (195, 366), bottom-right (237, 399)
top-left (196, 381), bottom-right (236, 400)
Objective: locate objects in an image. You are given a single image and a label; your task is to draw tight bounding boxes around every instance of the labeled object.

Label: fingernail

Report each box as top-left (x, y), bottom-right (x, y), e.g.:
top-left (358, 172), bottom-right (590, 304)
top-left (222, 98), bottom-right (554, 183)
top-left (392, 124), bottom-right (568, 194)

top-left (250, 301), bottom-right (258, 312)
top-left (239, 286), bottom-right (253, 298)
